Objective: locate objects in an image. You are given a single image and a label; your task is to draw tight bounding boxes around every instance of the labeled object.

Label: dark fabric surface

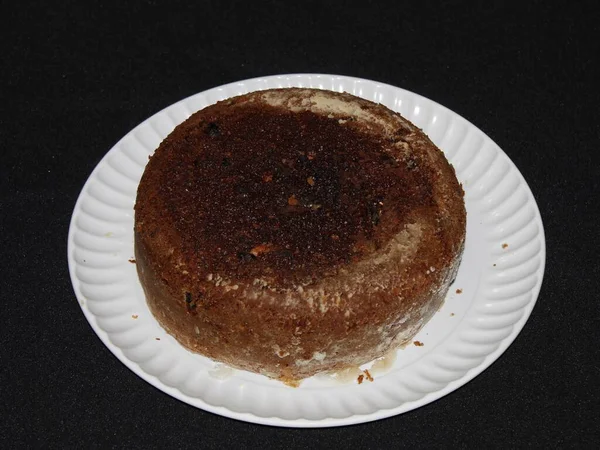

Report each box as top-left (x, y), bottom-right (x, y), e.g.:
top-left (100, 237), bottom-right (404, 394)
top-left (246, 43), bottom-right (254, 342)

top-left (3, 0), bottom-right (599, 447)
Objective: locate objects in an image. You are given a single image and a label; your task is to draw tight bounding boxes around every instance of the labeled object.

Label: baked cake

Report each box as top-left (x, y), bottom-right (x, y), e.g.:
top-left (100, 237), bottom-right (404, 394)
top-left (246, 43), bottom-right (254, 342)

top-left (134, 88), bottom-right (466, 384)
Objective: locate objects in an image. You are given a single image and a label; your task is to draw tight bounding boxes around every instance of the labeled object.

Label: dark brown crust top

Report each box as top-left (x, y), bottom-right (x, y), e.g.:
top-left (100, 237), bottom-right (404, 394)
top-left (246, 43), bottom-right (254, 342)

top-left (134, 88), bottom-right (466, 382)
top-left (136, 91), bottom-right (440, 286)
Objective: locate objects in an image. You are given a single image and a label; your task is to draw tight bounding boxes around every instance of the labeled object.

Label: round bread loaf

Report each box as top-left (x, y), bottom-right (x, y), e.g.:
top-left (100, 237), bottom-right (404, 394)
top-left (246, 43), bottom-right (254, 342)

top-left (134, 88), bottom-right (466, 384)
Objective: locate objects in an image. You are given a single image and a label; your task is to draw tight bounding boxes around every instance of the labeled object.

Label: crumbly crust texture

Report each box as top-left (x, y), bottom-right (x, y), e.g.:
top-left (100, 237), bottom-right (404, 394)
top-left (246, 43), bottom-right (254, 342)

top-left (134, 88), bottom-right (466, 383)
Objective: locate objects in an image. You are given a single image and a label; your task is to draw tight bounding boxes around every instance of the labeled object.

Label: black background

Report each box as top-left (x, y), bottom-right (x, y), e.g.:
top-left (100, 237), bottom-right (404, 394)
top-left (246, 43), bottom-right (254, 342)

top-left (3, 0), bottom-right (599, 447)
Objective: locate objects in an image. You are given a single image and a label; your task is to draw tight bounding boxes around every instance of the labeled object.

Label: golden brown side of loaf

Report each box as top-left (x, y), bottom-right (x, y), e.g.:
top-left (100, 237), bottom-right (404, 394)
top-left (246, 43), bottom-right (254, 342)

top-left (134, 88), bottom-right (466, 383)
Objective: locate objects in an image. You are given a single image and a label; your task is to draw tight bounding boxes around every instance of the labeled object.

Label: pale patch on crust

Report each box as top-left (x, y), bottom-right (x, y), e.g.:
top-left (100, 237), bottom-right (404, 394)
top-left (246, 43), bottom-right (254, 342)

top-left (260, 89), bottom-right (416, 136)
top-left (295, 351), bottom-right (327, 367)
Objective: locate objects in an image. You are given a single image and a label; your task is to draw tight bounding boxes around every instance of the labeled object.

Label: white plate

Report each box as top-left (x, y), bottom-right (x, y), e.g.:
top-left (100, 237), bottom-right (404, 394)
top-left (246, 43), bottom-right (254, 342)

top-left (68, 74), bottom-right (545, 427)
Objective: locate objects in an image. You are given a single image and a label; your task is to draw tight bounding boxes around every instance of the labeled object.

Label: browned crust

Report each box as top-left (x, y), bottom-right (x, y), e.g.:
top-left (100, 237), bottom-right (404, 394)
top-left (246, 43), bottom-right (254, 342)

top-left (134, 88), bottom-right (466, 382)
